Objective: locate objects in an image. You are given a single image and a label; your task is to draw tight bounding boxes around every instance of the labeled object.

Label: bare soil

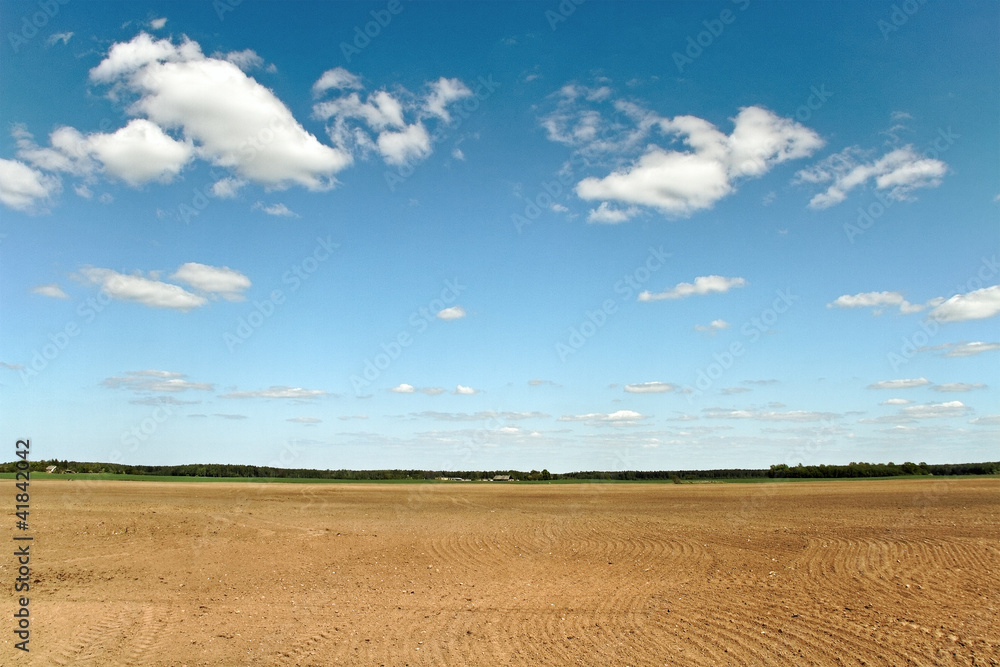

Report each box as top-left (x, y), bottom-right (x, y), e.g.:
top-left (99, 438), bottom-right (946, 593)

top-left (4, 478), bottom-right (999, 665)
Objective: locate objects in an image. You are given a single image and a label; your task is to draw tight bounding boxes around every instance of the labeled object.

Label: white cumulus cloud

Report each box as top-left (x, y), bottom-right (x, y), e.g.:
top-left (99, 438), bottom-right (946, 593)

top-left (0, 158), bottom-right (61, 211)
top-left (928, 285), bottom-right (1000, 323)
top-left (91, 33), bottom-right (351, 191)
top-left (826, 290), bottom-right (924, 315)
top-left (573, 105), bottom-right (822, 218)
top-left (170, 263), bottom-right (251, 300)
top-left (86, 119), bottom-right (193, 185)
top-left (78, 267), bottom-right (207, 311)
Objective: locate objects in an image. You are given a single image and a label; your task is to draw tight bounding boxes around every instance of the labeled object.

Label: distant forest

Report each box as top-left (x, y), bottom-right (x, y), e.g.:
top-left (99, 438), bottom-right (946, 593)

top-left (3, 459), bottom-right (999, 481)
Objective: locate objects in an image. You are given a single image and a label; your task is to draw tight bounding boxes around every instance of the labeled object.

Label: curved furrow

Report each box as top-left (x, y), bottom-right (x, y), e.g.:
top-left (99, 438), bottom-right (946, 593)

top-left (796, 537), bottom-right (901, 589)
top-left (120, 604), bottom-right (176, 666)
top-left (756, 611), bottom-right (916, 666)
top-left (41, 605), bottom-right (130, 666)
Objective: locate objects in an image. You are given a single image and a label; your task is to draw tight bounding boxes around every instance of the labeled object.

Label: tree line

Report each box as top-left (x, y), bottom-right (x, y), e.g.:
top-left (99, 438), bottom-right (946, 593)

top-left (3, 459), bottom-right (998, 480)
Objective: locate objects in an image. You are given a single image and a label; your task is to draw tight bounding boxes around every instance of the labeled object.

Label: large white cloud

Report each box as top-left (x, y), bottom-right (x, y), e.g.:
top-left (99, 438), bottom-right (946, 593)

top-left (13, 120), bottom-right (191, 188)
top-left (5, 33), bottom-right (352, 202)
top-left (77, 261), bottom-right (250, 310)
top-left (107, 39), bottom-right (351, 189)
top-left (928, 285), bottom-right (1000, 322)
top-left (78, 267), bottom-right (208, 311)
top-left (827, 285), bottom-right (1000, 322)
top-left (3, 34), bottom-right (476, 210)
top-left (570, 105), bottom-right (822, 217)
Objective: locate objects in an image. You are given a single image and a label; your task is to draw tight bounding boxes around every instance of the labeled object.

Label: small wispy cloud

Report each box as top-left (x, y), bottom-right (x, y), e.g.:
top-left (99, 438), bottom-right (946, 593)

top-left (221, 386), bottom-right (327, 399)
top-left (640, 276), bottom-right (745, 302)
top-left (623, 381), bottom-right (674, 394)
top-left (30, 283), bottom-right (68, 299)
top-left (46, 32), bottom-right (73, 46)
top-left (694, 319), bottom-right (729, 334)
top-left (867, 377), bottom-right (931, 390)
top-left (436, 306), bottom-right (466, 320)
top-left (252, 201), bottom-right (298, 217)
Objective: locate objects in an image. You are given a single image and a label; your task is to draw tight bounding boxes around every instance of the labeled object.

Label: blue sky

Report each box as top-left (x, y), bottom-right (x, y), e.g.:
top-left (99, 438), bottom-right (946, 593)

top-left (1, 0), bottom-right (997, 472)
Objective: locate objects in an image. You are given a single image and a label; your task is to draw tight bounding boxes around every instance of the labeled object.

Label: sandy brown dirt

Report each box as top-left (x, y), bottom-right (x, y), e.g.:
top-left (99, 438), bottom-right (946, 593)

top-left (2, 478), bottom-right (998, 666)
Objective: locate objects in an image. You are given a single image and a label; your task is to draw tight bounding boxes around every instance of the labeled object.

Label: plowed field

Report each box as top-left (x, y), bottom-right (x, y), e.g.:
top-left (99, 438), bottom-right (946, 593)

top-left (4, 478), bottom-right (998, 665)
